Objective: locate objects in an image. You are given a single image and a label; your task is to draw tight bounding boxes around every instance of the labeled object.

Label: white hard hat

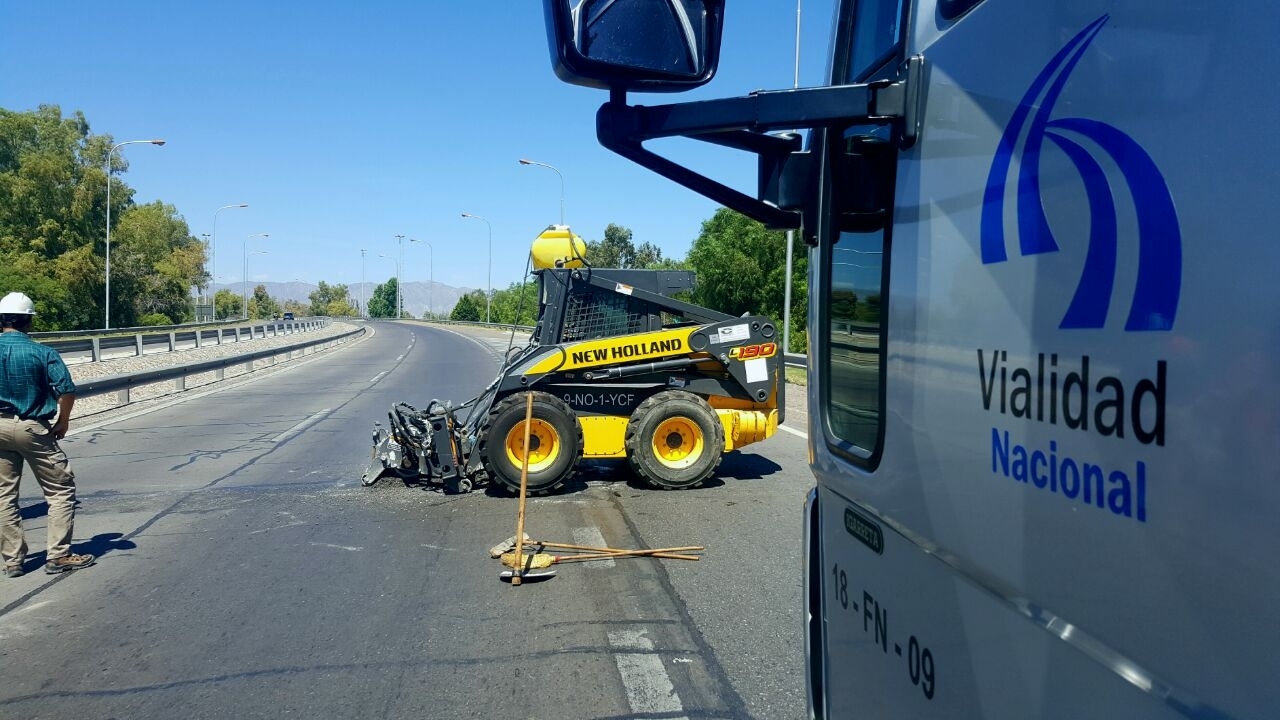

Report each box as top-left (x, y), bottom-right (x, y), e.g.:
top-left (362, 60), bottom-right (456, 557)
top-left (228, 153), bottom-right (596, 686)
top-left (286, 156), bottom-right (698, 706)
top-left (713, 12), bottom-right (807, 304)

top-left (0, 292), bottom-right (35, 315)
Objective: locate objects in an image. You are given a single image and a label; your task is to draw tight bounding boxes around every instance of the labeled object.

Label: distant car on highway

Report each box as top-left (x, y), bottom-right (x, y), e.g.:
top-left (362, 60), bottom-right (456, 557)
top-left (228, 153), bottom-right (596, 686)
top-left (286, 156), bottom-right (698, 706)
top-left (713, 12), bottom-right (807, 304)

top-left (283, 312), bottom-right (295, 321)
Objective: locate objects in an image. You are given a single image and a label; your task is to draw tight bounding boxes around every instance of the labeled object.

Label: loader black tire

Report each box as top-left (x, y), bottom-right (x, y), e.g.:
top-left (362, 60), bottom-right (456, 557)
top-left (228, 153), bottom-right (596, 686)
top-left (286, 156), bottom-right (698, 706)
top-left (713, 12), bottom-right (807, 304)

top-left (478, 391), bottom-right (583, 495)
top-left (625, 391), bottom-right (724, 490)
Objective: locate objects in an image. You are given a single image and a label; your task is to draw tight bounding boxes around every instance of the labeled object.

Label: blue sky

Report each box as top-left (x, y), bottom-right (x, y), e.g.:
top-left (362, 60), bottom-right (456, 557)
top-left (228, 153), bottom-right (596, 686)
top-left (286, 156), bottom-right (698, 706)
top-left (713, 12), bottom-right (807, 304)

top-left (1, 1), bottom-right (836, 293)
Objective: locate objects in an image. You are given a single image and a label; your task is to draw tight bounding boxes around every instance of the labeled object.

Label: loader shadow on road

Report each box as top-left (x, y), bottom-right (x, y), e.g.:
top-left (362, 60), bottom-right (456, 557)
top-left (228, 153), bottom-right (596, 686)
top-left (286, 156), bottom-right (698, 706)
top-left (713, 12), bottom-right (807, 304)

top-left (365, 452), bottom-right (784, 498)
top-left (708, 451), bottom-right (785, 481)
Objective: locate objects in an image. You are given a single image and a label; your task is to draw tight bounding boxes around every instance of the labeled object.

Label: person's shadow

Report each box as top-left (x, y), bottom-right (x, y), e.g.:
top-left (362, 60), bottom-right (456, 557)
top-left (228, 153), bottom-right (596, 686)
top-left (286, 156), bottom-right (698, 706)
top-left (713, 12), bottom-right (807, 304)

top-left (76, 532), bottom-right (138, 559)
top-left (12, 501), bottom-right (138, 573)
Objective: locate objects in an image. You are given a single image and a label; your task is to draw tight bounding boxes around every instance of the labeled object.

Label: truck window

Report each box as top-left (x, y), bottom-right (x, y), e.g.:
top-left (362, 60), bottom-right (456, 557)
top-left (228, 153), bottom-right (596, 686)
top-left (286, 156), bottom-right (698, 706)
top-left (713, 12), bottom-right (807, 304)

top-left (824, 0), bottom-right (904, 462)
top-left (823, 209), bottom-right (885, 458)
top-left (847, 0), bottom-right (906, 81)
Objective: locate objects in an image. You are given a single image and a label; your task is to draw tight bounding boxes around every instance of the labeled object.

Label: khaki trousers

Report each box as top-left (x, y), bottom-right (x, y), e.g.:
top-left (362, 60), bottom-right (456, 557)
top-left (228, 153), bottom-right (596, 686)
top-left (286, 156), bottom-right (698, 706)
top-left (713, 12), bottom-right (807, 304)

top-left (0, 416), bottom-right (77, 565)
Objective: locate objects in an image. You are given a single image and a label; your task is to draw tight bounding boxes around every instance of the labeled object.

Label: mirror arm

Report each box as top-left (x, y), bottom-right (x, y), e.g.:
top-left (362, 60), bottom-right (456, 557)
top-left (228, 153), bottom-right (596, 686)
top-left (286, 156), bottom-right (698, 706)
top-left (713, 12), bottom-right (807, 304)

top-left (607, 84), bottom-right (880, 139)
top-left (595, 57), bottom-right (923, 230)
top-left (598, 105), bottom-right (802, 229)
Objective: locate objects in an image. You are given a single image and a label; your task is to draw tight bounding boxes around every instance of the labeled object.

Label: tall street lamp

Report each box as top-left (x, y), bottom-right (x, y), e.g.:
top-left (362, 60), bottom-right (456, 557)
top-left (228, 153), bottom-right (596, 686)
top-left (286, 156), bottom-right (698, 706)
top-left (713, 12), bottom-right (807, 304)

top-left (199, 234), bottom-right (210, 304)
top-left (242, 233), bottom-right (269, 319)
top-left (416, 239), bottom-right (434, 319)
top-left (104, 138), bottom-right (165, 329)
top-left (403, 239), bottom-right (434, 318)
top-left (783, 0), bottom-right (802, 356)
top-left (391, 234), bottom-right (407, 317)
top-left (211, 203), bottom-right (249, 308)
top-left (460, 213), bottom-right (492, 323)
top-left (518, 158), bottom-right (565, 225)
top-left (360, 249), bottom-right (367, 319)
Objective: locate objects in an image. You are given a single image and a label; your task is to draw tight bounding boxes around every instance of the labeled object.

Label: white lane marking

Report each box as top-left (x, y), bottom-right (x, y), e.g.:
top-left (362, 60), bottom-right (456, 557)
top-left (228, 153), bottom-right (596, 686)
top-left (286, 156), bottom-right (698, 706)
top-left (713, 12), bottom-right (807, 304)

top-left (308, 542), bottom-right (363, 552)
top-left (369, 371), bottom-right (388, 384)
top-left (395, 354), bottom-right (404, 361)
top-left (573, 526), bottom-right (615, 568)
top-left (778, 424), bottom-right (808, 439)
top-left (608, 629), bottom-right (685, 716)
top-left (272, 408), bottom-right (332, 443)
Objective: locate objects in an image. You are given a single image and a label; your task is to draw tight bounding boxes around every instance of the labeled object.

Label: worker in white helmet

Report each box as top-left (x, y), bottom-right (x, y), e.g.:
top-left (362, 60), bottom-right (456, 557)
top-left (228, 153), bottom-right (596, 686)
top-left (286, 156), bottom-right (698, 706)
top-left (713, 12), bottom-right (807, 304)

top-left (0, 292), bottom-right (95, 577)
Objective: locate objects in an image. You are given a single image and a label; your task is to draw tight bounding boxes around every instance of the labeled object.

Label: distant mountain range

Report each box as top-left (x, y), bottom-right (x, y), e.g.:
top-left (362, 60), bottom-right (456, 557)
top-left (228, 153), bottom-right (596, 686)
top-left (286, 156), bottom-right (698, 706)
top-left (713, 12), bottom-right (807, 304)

top-left (209, 280), bottom-right (477, 318)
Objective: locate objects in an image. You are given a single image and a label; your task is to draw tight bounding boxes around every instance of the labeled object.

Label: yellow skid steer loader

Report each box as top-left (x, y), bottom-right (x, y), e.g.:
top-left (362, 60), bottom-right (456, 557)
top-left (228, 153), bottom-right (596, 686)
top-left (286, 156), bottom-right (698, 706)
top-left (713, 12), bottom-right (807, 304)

top-left (362, 226), bottom-right (782, 495)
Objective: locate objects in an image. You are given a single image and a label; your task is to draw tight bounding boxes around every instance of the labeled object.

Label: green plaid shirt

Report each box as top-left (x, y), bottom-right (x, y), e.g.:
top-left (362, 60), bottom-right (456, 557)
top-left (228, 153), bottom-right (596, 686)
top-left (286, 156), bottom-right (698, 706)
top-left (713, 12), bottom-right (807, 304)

top-left (0, 330), bottom-right (77, 420)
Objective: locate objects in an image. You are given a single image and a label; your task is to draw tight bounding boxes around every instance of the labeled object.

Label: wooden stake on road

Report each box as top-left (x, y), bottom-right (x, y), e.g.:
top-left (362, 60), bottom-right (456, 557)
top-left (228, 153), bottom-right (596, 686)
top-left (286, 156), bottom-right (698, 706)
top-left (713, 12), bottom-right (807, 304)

top-left (510, 393), bottom-right (535, 586)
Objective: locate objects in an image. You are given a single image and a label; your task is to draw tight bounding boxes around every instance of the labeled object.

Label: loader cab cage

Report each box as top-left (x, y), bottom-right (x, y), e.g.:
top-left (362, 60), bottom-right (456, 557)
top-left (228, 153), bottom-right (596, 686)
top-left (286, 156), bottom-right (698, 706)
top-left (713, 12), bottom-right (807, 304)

top-left (533, 267), bottom-right (732, 347)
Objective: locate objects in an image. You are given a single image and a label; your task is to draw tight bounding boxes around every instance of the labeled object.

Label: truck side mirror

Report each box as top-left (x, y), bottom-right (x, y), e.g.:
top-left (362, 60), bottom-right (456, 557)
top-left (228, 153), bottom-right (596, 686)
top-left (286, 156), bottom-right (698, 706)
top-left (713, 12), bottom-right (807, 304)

top-left (543, 0), bottom-right (724, 92)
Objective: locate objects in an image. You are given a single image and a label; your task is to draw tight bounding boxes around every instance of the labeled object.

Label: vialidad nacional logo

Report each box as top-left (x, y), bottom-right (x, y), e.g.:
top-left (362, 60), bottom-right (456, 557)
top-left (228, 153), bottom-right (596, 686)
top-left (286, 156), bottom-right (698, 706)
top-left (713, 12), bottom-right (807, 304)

top-left (980, 15), bottom-right (1181, 332)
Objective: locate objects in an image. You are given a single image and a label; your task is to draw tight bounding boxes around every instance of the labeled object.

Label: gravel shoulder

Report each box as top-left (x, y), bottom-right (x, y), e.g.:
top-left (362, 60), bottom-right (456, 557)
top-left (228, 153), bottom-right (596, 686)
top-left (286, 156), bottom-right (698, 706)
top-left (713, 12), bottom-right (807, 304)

top-left (67, 321), bottom-right (365, 421)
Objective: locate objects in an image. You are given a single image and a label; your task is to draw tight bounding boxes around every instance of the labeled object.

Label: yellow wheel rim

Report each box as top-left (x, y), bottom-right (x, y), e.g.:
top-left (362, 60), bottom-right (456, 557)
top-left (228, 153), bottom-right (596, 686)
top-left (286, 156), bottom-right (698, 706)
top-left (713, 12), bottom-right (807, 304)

top-left (651, 416), bottom-right (705, 469)
top-left (505, 419), bottom-right (560, 473)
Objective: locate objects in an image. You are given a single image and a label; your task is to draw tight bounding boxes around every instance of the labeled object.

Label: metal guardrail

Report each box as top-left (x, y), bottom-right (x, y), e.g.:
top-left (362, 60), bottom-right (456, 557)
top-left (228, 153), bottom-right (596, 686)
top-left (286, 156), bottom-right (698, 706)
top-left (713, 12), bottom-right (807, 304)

top-left (389, 318), bottom-right (536, 333)
top-left (74, 326), bottom-right (367, 403)
top-left (39, 318), bottom-right (330, 363)
top-left (32, 317), bottom-right (234, 340)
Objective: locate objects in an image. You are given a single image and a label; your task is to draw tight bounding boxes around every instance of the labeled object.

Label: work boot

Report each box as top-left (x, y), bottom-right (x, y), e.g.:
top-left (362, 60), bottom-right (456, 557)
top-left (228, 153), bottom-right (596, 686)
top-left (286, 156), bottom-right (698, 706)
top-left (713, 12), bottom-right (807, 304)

top-left (4, 563), bottom-right (22, 578)
top-left (44, 553), bottom-right (95, 574)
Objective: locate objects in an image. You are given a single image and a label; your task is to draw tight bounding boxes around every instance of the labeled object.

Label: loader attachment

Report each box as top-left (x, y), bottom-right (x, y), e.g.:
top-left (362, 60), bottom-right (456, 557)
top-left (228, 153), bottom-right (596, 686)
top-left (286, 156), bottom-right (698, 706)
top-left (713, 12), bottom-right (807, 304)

top-left (361, 401), bottom-right (478, 494)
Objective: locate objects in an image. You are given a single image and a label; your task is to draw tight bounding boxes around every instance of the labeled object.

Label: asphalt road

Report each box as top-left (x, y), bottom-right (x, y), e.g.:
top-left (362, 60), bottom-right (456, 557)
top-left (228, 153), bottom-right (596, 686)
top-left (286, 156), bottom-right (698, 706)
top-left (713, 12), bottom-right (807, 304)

top-left (0, 321), bottom-right (814, 720)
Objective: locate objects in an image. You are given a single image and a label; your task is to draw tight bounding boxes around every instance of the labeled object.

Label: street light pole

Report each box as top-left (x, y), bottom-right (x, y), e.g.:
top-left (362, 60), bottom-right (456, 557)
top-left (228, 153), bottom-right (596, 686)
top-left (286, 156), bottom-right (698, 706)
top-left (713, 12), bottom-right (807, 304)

top-left (211, 203), bottom-right (249, 310)
top-left (360, 249), bottom-right (367, 319)
top-left (199, 234), bottom-right (210, 303)
top-left (518, 158), bottom-right (565, 225)
top-left (394, 234), bottom-right (406, 319)
top-left (783, 0), bottom-right (802, 355)
top-left (419, 240), bottom-right (433, 319)
top-left (243, 233), bottom-right (269, 319)
top-left (405, 237), bottom-right (422, 318)
top-left (460, 213), bottom-right (492, 323)
top-left (104, 138), bottom-right (165, 329)
top-left (412, 238), bottom-right (437, 316)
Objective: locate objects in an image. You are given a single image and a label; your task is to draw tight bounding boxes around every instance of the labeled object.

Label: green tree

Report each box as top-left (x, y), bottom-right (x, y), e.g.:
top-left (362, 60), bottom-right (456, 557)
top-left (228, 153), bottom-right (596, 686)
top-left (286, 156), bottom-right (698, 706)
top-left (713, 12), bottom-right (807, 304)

top-left (138, 312), bottom-right (172, 326)
top-left (632, 241), bottom-right (664, 268)
top-left (686, 208), bottom-right (808, 351)
top-left (325, 299), bottom-right (358, 317)
top-left (586, 223), bottom-right (638, 268)
top-left (108, 201), bottom-right (206, 325)
top-left (0, 105), bottom-right (207, 330)
top-left (450, 292), bottom-right (483, 322)
top-left (309, 281), bottom-right (351, 317)
top-left (367, 277), bottom-right (398, 318)
top-left (488, 280), bottom-right (539, 326)
top-left (250, 284), bottom-right (279, 319)
top-left (0, 106), bottom-right (122, 329)
top-left (0, 252), bottom-right (74, 332)
top-left (0, 106), bottom-right (107, 262)
top-left (213, 289), bottom-right (241, 320)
